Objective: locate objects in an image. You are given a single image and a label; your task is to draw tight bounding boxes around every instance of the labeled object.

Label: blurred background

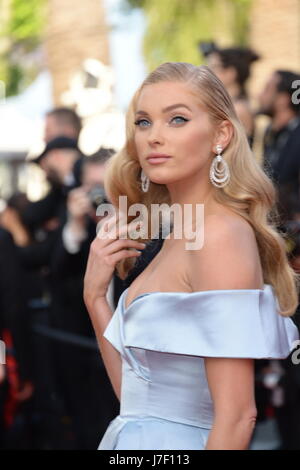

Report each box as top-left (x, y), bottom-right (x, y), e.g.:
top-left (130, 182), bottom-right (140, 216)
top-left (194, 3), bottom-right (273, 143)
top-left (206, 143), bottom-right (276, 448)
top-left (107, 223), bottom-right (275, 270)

top-left (0, 0), bottom-right (300, 450)
top-left (0, 0), bottom-right (300, 201)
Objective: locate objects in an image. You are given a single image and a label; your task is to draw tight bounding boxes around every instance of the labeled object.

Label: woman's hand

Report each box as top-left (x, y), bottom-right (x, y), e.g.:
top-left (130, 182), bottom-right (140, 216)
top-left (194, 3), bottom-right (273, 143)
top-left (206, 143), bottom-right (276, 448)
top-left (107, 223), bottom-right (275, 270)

top-left (0, 208), bottom-right (31, 246)
top-left (67, 187), bottom-right (93, 222)
top-left (83, 215), bottom-right (146, 311)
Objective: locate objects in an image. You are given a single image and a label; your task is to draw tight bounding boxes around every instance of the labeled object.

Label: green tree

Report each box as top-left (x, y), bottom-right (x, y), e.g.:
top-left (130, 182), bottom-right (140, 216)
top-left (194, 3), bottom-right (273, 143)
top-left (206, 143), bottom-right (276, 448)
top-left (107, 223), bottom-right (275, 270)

top-left (125, 0), bottom-right (252, 71)
top-left (0, 0), bottom-right (46, 96)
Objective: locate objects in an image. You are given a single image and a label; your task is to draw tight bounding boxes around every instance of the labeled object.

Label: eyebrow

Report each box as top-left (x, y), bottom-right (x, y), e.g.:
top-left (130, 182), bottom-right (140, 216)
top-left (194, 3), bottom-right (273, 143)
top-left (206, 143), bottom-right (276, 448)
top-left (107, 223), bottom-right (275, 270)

top-left (135, 103), bottom-right (192, 116)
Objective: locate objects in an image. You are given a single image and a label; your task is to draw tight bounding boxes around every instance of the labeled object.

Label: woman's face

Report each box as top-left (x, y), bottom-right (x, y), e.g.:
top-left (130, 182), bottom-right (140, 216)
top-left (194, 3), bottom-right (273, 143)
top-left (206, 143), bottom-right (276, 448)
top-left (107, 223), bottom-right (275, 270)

top-left (133, 81), bottom-right (216, 186)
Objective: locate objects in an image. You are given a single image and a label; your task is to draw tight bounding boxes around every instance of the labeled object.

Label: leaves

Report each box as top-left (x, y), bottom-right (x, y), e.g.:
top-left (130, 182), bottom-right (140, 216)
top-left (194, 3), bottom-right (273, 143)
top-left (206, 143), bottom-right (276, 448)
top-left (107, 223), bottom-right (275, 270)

top-left (124, 0), bottom-right (253, 71)
top-left (8, 0), bottom-right (46, 43)
top-left (0, 0), bottom-right (46, 95)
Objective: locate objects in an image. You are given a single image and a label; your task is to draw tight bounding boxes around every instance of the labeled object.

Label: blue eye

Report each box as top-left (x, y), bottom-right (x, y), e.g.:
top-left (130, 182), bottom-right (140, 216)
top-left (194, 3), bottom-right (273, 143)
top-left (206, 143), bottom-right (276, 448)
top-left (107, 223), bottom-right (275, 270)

top-left (134, 119), bottom-right (150, 127)
top-left (134, 115), bottom-right (189, 128)
top-left (171, 116), bottom-right (188, 124)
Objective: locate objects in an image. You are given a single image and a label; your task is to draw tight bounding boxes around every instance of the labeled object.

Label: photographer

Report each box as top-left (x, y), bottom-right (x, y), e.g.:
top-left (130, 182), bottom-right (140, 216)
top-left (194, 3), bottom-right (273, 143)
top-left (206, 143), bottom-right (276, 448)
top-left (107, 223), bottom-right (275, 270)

top-left (21, 106), bottom-right (82, 239)
top-left (54, 148), bottom-right (124, 308)
top-left (49, 148), bottom-right (121, 449)
top-left (13, 138), bottom-right (86, 448)
top-left (257, 69), bottom-right (300, 449)
top-left (61, 149), bottom-right (112, 259)
top-left (44, 108), bottom-right (82, 144)
top-left (199, 41), bottom-right (259, 147)
top-left (21, 136), bottom-right (84, 248)
top-left (258, 70), bottom-right (300, 267)
top-left (0, 225), bottom-right (34, 448)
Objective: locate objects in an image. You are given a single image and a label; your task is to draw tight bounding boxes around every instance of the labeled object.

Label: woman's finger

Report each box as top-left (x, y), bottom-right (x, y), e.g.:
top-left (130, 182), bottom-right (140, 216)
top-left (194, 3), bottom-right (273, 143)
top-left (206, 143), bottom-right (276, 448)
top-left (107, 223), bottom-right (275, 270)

top-left (105, 248), bottom-right (143, 267)
top-left (97, 218), bottom-right (143, 243)
top-left (103, 238), bottom-right (146, 256)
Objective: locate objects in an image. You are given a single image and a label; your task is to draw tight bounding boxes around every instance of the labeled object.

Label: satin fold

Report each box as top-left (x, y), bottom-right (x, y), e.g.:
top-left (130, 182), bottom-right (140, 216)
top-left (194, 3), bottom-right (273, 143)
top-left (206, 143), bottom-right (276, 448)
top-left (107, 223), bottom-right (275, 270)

top-left (99, 284), bottom-right (299, 450)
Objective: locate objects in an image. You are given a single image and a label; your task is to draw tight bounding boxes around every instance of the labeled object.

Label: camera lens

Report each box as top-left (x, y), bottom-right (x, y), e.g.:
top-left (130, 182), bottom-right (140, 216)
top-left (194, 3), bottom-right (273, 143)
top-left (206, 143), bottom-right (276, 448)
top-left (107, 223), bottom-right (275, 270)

top-left (88, 185), bottom-right (107, 208)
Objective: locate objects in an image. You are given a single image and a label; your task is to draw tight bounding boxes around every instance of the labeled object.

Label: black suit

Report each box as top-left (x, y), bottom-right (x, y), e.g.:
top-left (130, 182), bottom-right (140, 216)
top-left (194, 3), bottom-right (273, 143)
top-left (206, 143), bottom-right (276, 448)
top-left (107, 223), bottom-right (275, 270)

top-left (49, 217), bottom-right (121, 449)
top-left (0, 228), bottom-right (35, 448)
top-left (262, 116), bottom-right (300, 448)
top-left (0, 229), bottom-right (33, 381)
top-left (21, 185), bottom-right (64, 233)
top-left (21, 156), bottom-right (84, 234)
top-left (263, 116), bottom-right (300, 225)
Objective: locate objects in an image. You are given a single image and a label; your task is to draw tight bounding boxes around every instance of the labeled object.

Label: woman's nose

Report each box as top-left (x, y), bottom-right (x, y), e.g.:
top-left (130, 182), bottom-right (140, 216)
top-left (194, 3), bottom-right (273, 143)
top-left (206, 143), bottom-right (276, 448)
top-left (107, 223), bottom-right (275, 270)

top-left (147, 123), bottom-right (164, 145)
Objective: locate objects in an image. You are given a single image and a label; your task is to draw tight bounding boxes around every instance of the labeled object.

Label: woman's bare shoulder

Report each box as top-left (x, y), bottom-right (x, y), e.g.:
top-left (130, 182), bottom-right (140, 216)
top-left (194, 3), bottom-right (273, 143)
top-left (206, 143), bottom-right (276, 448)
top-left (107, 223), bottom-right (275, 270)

top-left (204, 207), bottom-right (256, 239)
top-left (186, 207), bottom-right (264, 291)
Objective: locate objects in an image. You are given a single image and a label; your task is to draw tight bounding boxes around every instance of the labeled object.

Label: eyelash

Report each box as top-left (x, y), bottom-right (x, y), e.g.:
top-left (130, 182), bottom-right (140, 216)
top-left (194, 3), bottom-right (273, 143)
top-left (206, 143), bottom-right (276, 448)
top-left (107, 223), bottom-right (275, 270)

top-left (134, 115), bottom-right (189, 128)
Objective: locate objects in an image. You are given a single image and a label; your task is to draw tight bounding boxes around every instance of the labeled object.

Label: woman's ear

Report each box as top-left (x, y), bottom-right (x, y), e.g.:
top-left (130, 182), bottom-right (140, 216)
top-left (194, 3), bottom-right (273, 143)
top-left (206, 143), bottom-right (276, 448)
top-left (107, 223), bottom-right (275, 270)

top-left (213, 120), bottom-right (233, 152)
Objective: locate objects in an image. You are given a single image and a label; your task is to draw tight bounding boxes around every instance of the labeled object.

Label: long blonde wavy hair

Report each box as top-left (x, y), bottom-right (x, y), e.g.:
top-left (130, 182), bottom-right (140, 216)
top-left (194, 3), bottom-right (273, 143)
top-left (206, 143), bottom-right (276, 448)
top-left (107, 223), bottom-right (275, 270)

top-left (104, 62), bottom-right (300, 317)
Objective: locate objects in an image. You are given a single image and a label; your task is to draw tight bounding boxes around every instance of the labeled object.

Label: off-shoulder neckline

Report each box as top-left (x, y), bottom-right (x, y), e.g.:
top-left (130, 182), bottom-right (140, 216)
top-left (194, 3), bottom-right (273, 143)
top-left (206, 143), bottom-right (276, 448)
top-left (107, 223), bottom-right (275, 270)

top-left (123, 283), bottom-right (273, 312)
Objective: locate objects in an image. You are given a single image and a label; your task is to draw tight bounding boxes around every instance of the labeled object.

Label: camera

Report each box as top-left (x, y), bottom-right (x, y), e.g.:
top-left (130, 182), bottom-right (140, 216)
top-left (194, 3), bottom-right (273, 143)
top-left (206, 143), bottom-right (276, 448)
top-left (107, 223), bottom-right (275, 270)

top-left (87, 184), bottom-right (108, 209)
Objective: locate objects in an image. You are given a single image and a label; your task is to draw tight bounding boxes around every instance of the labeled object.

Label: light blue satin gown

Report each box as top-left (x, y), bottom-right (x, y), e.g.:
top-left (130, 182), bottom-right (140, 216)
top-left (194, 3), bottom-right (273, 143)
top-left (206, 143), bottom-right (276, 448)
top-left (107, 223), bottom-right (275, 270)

top-left (98, 284), bottom-right (299, 450)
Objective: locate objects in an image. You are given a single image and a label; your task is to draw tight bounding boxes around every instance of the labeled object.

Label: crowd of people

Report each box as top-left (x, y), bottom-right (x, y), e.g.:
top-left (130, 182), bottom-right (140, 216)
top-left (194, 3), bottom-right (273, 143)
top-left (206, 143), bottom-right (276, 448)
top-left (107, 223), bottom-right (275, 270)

top-left (0, 108), bottom-right (123, 449)
top-left (0, 45), bottom-right (300, 449)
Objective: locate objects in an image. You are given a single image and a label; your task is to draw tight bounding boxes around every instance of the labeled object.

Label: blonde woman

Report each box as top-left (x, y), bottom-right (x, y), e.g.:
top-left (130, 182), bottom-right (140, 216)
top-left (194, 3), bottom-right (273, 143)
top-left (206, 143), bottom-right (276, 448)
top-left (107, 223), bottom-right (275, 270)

top-left (83, 62), bottom-right (300, 450)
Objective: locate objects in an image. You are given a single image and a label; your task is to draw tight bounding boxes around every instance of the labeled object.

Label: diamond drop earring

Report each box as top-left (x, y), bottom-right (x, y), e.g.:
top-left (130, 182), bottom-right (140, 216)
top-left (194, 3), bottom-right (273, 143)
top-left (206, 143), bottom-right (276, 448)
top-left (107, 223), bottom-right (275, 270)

top-left (209, 144), bottom-right (230, 188)
top-left (141, 168), bottom-right (150, 193)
